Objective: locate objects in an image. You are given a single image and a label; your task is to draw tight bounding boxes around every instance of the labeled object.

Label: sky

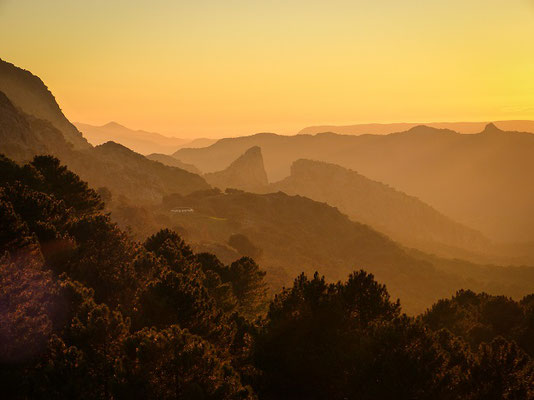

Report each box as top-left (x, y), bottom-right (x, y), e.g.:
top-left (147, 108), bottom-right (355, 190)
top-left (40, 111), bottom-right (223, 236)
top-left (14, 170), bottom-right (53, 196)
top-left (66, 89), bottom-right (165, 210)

top-left (1, 0), bottom-right (533, 138)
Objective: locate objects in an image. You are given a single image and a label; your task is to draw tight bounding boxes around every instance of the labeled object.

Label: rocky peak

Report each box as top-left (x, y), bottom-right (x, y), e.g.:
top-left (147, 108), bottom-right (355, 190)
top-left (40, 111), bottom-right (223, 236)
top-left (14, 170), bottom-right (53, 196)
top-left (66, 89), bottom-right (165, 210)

top-left (482, 123), bottom-right (503, 134)
top-left (204, 146), bottom-right (268, 191)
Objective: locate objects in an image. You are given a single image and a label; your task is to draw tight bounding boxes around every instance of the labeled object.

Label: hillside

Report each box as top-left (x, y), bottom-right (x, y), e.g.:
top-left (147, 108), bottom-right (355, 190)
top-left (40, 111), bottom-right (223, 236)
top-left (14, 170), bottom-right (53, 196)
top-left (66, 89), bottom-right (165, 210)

top-left (2, 59), bottom-right (534, 313)
top-left (146, 153), bottom-right (201, 174)
top-left (299, 120), bottom-right (534, 135)
top-left (0, 58), bottom-right (89, 149)
top-left (75, 121), bottom-right (188, 154)
top-left (204, 146), bottom-right (269, 191)
top-left (80, 141), bottom-right (210, 202)
top-left (174, 126), bottom-right (534, 243)
top-left (0, 90), bottom-right (210, 205)
top-left (271, 159), bottom-right (494, 262)
top-left (3, 153), bottom-right (533, 399)
top-left (152, 188), bottom-right (534, 314)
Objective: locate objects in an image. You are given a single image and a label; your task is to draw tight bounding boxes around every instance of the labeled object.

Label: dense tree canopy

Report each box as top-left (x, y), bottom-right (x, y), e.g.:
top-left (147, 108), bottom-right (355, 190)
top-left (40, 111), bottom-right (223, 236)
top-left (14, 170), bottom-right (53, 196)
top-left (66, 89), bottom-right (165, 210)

top-left (1, 155), bottom-right (534, 399)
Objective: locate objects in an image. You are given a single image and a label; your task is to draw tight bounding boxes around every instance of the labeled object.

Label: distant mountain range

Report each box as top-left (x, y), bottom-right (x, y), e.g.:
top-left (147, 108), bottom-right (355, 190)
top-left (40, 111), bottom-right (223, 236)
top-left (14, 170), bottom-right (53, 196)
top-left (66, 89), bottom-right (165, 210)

top-left (0, 59), bottom-right (210, 203)
top-left (299, 120), bottom-right (534, 135)
top-left (174, 126), bottom-right (534, 242)
top-left (3, 57), bottom-right (534, 313)
top-left (75, 121), bottom-right (217, 155)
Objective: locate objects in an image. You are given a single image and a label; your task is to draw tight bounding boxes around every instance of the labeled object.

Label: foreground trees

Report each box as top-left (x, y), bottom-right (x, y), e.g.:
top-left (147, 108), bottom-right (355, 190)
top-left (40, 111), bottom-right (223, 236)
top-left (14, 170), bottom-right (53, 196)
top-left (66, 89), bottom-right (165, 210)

top-left (1, 155), bottom-right (534, 399)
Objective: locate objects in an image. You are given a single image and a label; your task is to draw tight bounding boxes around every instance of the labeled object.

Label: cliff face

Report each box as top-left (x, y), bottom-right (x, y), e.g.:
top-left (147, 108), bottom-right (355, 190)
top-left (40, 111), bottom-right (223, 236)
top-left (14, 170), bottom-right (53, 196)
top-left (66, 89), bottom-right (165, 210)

top-left (0, 58), bottom-right (90, 150)
top-left (204, 146), bottom-right (269, 191)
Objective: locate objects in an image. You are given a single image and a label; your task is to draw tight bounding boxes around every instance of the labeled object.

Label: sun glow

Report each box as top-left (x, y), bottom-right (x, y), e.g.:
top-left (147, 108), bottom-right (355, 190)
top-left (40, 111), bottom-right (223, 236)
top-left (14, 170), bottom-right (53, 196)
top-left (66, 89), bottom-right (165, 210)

top-left (1, 0), bottom-right (533, 137)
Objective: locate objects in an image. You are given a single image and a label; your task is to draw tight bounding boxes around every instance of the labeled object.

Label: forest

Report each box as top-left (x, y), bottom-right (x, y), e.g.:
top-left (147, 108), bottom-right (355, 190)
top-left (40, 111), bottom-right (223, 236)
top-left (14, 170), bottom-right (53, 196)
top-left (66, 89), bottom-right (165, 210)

top-left (2, 154), bottom-right (534, 399)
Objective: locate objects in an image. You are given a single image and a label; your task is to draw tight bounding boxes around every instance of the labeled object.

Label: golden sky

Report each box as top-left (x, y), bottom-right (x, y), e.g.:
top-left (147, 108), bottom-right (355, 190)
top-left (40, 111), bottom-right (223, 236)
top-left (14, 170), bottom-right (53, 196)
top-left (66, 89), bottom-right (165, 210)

top-left (1, 0), bottom-right (533, 138)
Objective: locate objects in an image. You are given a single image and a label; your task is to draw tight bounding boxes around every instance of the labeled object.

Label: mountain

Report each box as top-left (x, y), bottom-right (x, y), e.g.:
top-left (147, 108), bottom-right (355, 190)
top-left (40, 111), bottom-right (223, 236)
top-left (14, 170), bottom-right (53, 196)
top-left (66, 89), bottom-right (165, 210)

top-left (0, 91), bottom-right (55, 160)
top-left (270, 159), bottom-right (495, 262)
top-left (299, 120), bottom-right (534, 135)
top-left (0, 58), bottom-right (89, 149)
top-left (153, 188), bottom-right (534, 314)
top-left (146, 153), bottom-right (201, 174)
top-left (179, 137), bottom-right (218, 149)
top-left (0, 99), bottom-right (210, 203)
top-left (3, 58), bottom-right (534, 314)
top-left (75, 121), bottom-right (219, 155)
top-left (204, 146), bottom-right (269, 191)
top-left (174, 126), bottom-right (534, 242)
top-left (74, 121), bottom-right (189, 154)
top-left (0, 61), bottom-right (211, 204)
top-left (80, 141), bottom-right (210, 202)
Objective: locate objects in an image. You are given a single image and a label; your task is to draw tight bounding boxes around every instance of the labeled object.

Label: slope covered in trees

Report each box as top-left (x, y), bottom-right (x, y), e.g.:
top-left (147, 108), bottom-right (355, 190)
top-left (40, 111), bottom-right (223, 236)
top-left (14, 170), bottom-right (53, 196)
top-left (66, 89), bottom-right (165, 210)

top-left (1, 156), bottom-right (534, 398)
top-left (152, 188), bottom-right (534, 314)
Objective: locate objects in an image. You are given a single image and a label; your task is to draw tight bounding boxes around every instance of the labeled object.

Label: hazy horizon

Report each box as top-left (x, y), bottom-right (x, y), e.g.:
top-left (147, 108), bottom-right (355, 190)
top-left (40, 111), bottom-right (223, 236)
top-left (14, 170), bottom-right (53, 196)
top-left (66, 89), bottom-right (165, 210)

top-left (3, 3), bottom-right (534, 396)
top-left (2, 0), bottom-right (534, 138)
top-left (76, 118), bottom-right (534, 140)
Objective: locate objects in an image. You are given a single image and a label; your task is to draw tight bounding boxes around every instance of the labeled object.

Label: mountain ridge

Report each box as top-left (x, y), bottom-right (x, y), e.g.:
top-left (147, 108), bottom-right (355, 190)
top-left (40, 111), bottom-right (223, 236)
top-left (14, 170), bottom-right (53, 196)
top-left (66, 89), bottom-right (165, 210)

top-left (0, 58), bottom-right (90, 149)
top-left (299, 120), bottom-right (534, 136)
top-left (174, 125), bottom-right (534, 242)
top-left (204, 146), bottom-right (269, 191)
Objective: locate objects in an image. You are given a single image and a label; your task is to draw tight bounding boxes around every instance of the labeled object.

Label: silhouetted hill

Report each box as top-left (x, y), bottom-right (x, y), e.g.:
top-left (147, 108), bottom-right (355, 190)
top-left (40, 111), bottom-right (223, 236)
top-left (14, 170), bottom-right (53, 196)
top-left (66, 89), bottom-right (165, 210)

top-left (0, 83), bottom-right (210, 204)
top-left (155, 189), bottom-right (534, 314)
top-left (180, 137), bottom-right (218, 149)
top-left (299, 120), bottom-right (534, 135)
top-left (0, 90), bottom-right (73, 161)
top-left (174, 127), bottom-right (534, 242)
top-left (0, 58), bottom-right (89, 149)
top-left (75, 121), bottom-right (188, 154)
top-left (3, 59), bottom-right (534, 315)
top-left (78, 141), bottom-right (210, 201)
top-left (204, 146), bottom-right (269, 191)
top-left (146, 153), bottom-right (201, 174)
top-left (271, 159), bottom-right (494, 262)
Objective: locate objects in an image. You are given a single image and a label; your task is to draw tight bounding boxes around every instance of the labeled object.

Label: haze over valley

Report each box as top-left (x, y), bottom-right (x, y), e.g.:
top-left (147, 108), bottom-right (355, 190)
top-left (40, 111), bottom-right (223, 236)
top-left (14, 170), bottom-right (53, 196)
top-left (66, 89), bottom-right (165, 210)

top-left (2, 1), bottom-right (534, 397)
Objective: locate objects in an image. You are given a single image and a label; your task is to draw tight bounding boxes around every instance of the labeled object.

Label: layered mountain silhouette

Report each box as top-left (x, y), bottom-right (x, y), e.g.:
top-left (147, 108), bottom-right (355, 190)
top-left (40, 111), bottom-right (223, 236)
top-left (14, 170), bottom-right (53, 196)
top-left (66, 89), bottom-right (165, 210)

top-left (182, 137), bottom-right (219, 149)
top-left (0, 58), bottom-right (89, 149)
top-left (83, 142), bottom-right (210, 201)
top-left (3, 58), bottom-right (534, 314)
top-left (270, 159), bottom-right (494, 262)
top-left (204, 146), bottom-right (269, 191)
top-left (0, 60), bottom-right (209, 203)
top-left (156, 188), bottom-right (534, 313)
top-left (0, 95), bottom-right (209, 202)
top-left (174, 126), bottom-right (534, 242)
top-left (75, 121), bottom-right (189, 155)
top-left (146, 153), bottom-right (201, 174)
top-left (299, 120), bottom-right (534, 135)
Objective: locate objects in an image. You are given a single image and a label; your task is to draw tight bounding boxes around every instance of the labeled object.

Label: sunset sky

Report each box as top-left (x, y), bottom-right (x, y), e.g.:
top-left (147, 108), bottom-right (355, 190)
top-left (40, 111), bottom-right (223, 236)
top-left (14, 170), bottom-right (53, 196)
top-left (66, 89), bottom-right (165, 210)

top-left (1, 0), bottom-right (533, 138)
